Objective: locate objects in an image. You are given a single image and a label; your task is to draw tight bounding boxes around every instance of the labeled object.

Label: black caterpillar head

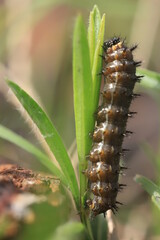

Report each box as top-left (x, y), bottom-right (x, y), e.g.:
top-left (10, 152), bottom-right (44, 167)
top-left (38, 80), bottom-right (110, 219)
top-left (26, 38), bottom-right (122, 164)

top-left (103, 37), bottom-right (120, 50)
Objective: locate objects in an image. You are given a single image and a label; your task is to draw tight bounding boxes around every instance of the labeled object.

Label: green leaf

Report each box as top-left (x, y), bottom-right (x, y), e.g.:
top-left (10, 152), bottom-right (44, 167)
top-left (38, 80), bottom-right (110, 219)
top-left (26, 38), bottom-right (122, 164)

top-left (49, 222), bottom-right (86, 240)
top-left (92, 13), bottom-right (105, 111)
top-left (88, 9), bottom-right (95, 68)
top-left (73, 15), bottom-right (93, 198)
top-left (135, 175), bottom-right (160, 210)
top-left (88, 5), bottom-right (101, 67)
top-left (138, 68), bottom-right (160, 90)
top-left (73, 8), bottom-right (105, 238)
top-left (88, 5), bottom-right (105, 111)
top-left (0, 124), bottom-right (67, 186)
top-left (73, 9), bottom-right (105, 199)
top-left (7, 80), bottom-right (79, 211)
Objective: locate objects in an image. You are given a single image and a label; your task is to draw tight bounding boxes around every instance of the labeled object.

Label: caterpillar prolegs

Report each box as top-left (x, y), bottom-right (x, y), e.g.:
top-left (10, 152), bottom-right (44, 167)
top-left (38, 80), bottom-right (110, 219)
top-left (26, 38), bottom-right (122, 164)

top-left (84, 37), bottom-right (142, 217)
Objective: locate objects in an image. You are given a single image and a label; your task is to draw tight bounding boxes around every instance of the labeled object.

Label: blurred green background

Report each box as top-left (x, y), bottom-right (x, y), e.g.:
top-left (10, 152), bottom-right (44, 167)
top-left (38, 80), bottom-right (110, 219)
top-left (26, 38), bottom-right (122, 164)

top-left (0, 0), bottom-right (160, 239)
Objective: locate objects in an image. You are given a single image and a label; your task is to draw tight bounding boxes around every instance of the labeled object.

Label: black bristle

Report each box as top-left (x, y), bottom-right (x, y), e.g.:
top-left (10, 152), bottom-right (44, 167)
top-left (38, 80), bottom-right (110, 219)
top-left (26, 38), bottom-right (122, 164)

top-left (130, 45), bottom-right (138, 52)
top-left (111, 208), bottom-right (116, 215)
top-left (120, 166), bottom-right (128, 171)
top-left (123, 130), bottom-right (133, 137)
top-left (97, 70), bottom-right (104, 76)
top-left (132, 93), bottom-right (141, 99)
top-left (116, 201), bottom-right (123, 205)
top-left (134, 61), bottom-right (142, 67)
top-left (113, 205), bottom-right (119, 211)
top-left (99, 54), bottom-right (105, 59)
top-left (119, 184), bottom-right (127, 189)
top-left (122, 148), bottom-right (130, 152)
top-left (122, 37), bottom-right (126, 45)
top-left (126, 130), bottom-right (133, 134)
top-left (126, 130), bottom-right (133, 135)
top-left (128, 111), bottom-right (137, 117)
top-left (136, 75), bottom-right (144, 82)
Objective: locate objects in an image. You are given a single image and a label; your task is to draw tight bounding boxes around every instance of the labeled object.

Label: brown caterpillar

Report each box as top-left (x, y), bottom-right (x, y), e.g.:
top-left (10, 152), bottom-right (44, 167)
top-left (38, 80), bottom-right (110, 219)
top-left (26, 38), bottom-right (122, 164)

top-left (84, 37), bottom-right (142, 217)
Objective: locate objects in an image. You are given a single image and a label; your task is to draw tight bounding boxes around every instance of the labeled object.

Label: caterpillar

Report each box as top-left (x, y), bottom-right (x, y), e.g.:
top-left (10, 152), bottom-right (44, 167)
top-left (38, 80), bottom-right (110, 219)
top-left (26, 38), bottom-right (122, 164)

top-left (84, 37), bottom-right (142, 217)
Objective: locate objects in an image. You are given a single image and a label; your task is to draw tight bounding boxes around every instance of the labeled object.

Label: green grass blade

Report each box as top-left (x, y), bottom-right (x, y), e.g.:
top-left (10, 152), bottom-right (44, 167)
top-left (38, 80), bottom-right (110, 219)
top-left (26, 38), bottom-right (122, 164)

top-left (92, 13), bottom-right (105, 110)
top-left (73, 9), bottom-right (105, 193)
top-left (88, 5), bottom-right (101, 67)
top-left (73, 8), bottom-right (105, 237)
top-left (135, 175), bottom-right (160, 210)
top-left (73, 15), bottom-right (93, 198)
top-left (88, 8), bottom-right (95, 68)
top-left (7, 80), bottom-right (79, 211)
top-left (88, 5), bottom-right (105, 113)
top-left (93, 6), bottom-right (101, 43)
top-left (0, 124), bottom-right (67, 186)
top-left (138, 68), bottom-right (160, 90)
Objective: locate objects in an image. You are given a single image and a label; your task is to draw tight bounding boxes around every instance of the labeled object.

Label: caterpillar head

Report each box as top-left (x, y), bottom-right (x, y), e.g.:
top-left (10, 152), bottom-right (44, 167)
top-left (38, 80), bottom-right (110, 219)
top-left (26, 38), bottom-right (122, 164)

top-left (103, 37), bottom-right (120, 50)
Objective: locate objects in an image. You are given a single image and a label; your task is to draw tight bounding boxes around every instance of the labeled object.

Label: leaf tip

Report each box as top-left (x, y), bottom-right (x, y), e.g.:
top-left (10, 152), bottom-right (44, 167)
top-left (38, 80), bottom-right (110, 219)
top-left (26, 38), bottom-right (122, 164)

top-left (75, 14), bottom-right (83, 25)
top-left (134, 174), bottom-right (142, 183)
top-left (93, 4), bottom-right (98, 10)
top-left (101, 13), bottom-right (106, 22)
top-left (5, 78), bottom-right (10, 84)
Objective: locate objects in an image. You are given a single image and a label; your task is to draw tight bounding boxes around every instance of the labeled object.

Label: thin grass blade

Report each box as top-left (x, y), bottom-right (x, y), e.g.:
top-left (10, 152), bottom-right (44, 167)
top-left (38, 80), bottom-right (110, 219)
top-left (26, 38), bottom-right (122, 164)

top-left (92, 13), bottom-right (105, 110)
top-left (88, 5), bottom-right (101, 67)
top-left (7, 80), bottom-right (79, 210)
top-left (138, 68), bottom-right (160, 90)
top-left (135, 175), bottom-right (160, 210)
top-left (0, 124), bottom-right (67, 186)
top-left (73, 15), bottom-right (93, 197)
top-left (88, 5), bottom-right (105, 114)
